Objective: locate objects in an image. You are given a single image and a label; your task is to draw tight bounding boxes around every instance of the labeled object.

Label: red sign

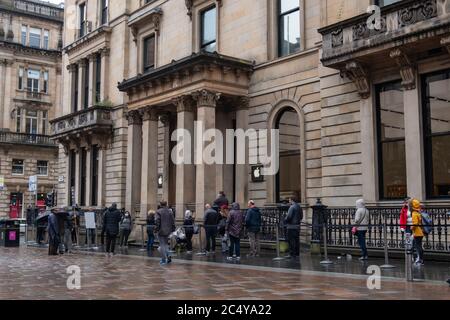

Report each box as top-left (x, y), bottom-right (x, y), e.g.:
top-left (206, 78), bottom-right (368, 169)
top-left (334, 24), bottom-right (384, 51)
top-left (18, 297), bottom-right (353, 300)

top-left (37, 199), bottom-right (46, 207)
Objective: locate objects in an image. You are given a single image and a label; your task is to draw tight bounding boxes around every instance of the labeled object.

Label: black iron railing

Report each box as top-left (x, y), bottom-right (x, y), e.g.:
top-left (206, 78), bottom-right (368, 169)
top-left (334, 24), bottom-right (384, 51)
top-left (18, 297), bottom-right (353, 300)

top-left (0, 131), bottom-right (56, 147)
top-left (322, 206), bottom-right (450, 253)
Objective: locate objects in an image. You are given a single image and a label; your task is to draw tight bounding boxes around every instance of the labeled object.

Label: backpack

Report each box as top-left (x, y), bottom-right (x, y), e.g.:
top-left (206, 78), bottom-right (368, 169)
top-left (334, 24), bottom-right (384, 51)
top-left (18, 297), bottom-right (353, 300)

top-left (421, 212), bottom-right (433, 235)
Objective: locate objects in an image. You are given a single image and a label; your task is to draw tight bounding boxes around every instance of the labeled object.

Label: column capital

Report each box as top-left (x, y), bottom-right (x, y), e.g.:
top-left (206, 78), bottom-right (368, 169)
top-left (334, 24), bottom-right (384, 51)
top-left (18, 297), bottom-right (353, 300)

top-left (127, 109), bottom-right (143, 126)
top-left (191, 90), bottom-right (221, 108)
top-left (100, 47), bottom-right (110, 58)
top-left (341, 61), bottom-right (370, 99)
top-left (66, 63), bottom-right (77, 72)
top-left (173, 95), bottom-right (195, 113)
top-left (78, 59), bottom-right (88, 68)
top-left (389, 48), bottom-right (416, 90)
top-left (142, 107), bottom-right (159, 122)
top-left (237, 96), bottom-right (250, 110)
top-left (87, 53), bottom-right (97, 62)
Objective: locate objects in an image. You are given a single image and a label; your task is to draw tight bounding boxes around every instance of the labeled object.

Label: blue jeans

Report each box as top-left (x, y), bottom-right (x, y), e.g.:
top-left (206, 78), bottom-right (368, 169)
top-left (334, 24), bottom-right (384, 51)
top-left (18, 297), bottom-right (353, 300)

top-left (229, 235), bottom-right (240, 258)
top-left (158, 235), bottom-right (170, 262)
top-left (147, 233), bottom-right (155, 255)
top-left (357, 230), bottom-right (368, 257)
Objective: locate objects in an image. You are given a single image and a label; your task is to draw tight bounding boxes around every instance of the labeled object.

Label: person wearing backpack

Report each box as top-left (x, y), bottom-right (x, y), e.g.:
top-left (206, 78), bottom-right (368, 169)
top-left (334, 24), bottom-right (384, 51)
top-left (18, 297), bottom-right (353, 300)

top-left (353, 199), bottom-right (369, 261)
top-left (420, 204), bottom-right (433, 237)
top-left (411, 199), bottom-right (425, 266)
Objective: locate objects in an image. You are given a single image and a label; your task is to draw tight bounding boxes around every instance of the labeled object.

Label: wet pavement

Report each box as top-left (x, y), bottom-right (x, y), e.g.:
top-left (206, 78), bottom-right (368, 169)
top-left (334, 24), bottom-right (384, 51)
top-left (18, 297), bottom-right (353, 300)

top-left (0, 245), bottom-right (448, 300)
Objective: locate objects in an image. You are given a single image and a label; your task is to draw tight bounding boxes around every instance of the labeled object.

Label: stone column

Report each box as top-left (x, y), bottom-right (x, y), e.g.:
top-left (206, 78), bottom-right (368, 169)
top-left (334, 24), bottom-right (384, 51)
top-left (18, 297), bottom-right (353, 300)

top-left (235, 98), bottom-right (250, 207)
top-left (100, 48), bottom-right (110, 102)
top-left (140, 108), bottom-right (159, 215)
top-left (74, 148), bottom-right (81, 206)
top-left (0, 61), bottom-right (6, 129)
top-left (173, 96), bottom-right (196, 218)
top-left (192, 90), bottom-right (220, 216)
top-left (66, 64), bottom-right (77, 113)
top-left (88, 54), bottom-right (96, 107)
top-left (160, 113), bottom-right (171, 204)
top-left (2, 60), bottom-right (13, 129)
top-left (360, 94), bottom-right (377, 203)
top-left (85, 144), bottom-right (92, 206)
top-left (125, 110), bottom-right (143, 216)
top-left (97, 144), bottom-right (107, 207)
top-left (404, 77), bottom-right (425, 200)
top-left (77, 60), bottom-right (87, 111)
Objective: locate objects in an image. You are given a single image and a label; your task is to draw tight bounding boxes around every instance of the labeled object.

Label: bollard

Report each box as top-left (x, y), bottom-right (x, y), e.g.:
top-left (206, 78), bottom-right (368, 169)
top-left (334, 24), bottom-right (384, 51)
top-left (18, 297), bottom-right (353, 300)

top-left (273, 225), bottom-right (284, 261)
top-left (380, 215), bottom-right (395, 269)
top-left (405, 232), bottom-right (414, 282)
top-left (320, 223), bottom-right (333, 265)
top-left (196, 225), bottom-right (206, 256)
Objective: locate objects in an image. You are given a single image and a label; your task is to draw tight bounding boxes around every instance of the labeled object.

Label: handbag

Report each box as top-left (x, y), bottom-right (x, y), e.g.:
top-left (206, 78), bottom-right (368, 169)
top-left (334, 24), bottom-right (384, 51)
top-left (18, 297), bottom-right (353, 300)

top-left (193, 224), bottom-right (200, 235)
top-left (351, 226), bottom-right (358, 235)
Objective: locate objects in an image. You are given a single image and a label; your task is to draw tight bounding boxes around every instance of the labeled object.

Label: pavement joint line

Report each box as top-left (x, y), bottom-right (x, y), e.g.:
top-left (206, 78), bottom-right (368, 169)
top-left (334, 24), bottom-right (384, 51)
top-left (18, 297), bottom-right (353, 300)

top-left (25, 245), bottom-right (448, 287)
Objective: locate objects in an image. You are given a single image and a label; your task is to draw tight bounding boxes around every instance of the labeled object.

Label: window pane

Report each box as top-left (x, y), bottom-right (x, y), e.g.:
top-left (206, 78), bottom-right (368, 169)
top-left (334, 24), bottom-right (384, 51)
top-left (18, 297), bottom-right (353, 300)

top-left (280, 0), bottom-right (299, 14)
top-left (37, 161), bottom-right (48, 176)
top-left (12, 159), bottom-right (24, 175)
top-left (143, 35), bottom-right (155, 72)
top-left (377, 81), bottom-right (407, 200)
top-left (279, 10), bottom-right (300, 56)
top-left (201, 7), bottom-right (216, 51)
top-left (29, 28), bottom-right (41, 48)
top-left (21, 26), bottom-right (27, 45)
top-left (424, 71), bottom-right (450, 198)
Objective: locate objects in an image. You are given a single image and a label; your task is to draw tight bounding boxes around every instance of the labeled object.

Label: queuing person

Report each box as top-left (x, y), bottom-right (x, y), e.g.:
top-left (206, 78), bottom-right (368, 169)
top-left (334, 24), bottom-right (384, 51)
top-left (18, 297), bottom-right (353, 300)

top-left (226, 203), bottom-right (244, 261)
top-left (214, 191), bottom-right (229, 208)
top-left (203, 204), bottom-right (220, 254)
top-left (155, 201), bottom-right (175, 265)
top-left (183, 210), bottom-right (195, 254)
top-left (119, 211), bottom-right (133, 248)
top-left (63, 210), bottom-right (74, 254)
top-left (245, 200), bottom-right (261, 257)
top-left (36, 210), bottom-right (47, 244)
top-left (100, 206), bottom-right (108, 246)
top-left (146, 210), bottom-right (156, 256)
top-left (103, 203), bottom-right (122, 257)
top-left (284, 197), bottom-right (303, 259)
top-left (218, 205), bottom-right (229, 254)
top-left (399, 198), bottom-right (412, 234)
top-left (411, 199), bottom-right (425, 266)
top-left (71, 207), bottom-right (80, 245)
top-left (47, 209), bottom-right (60, 256)
top-left (353, 199), bottom-right (370, 261)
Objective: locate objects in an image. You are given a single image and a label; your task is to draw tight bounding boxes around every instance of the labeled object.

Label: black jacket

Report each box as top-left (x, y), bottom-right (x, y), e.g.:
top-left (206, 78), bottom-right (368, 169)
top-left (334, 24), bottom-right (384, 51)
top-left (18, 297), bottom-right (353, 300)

top-left (103, 207), bottom-right (122, 235)
top-left (213, 195), bottom-right (229, 208)
top-left (245, 207), bottom-right (262, 233)
top-left (204, 208), bottom-right (220, 228)
top-left (284, 202), bottom-right (303, 229)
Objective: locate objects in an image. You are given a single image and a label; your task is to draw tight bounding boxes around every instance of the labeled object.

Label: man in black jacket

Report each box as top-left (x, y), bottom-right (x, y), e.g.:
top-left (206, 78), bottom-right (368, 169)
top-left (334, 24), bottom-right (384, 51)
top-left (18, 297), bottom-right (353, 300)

top-left (203, 204), bottom-right (220, 253)
top-left (103, 203), bottom-right (122, 257)
top-left (284, 197), bottom-right (303, 258)
top-left (155, 201), bottom-right (175, 265)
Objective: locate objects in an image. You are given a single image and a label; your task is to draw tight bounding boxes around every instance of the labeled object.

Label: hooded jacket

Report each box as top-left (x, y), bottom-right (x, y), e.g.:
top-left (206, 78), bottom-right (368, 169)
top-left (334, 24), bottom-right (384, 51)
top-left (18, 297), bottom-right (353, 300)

top-left (354, 199), bottom-right (369, 231)
top-left (245, 206), bottom-right (262, 233)
top-left (103, 205), bottom-right (122, 235)
top-left (226, 203), bottom-right (244, 238)
top-left (411, 199), bottom-right (424, 238)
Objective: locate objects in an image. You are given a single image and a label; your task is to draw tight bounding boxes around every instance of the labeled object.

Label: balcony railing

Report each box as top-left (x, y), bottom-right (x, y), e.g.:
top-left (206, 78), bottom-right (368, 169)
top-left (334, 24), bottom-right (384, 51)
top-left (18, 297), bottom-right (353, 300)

top-left (319, 0), bottom-right (443, 65)
top-left (0, 0), bottom-right (64, 21)
top-left (0, 131), bottom-right (56, 147)
top-left (25, 90), bottom-right (43, 100)
top-left (51, 105), bottom-right (113, 139)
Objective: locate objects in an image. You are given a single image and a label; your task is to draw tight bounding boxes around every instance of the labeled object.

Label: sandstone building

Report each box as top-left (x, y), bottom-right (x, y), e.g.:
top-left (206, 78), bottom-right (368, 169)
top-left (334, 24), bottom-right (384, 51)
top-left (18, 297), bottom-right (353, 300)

top-left (0, 0), bottom-right (63, 218)
top-left (52, 0), bottom-right (450, 222)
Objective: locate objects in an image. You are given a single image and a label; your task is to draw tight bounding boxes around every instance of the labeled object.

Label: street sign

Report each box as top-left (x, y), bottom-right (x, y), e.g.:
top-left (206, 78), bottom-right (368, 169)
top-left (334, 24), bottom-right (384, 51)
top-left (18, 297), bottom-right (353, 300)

top-left (28, 176), bottom-right (37, 193)
top-left (0, 176), bottom-right (4, 191)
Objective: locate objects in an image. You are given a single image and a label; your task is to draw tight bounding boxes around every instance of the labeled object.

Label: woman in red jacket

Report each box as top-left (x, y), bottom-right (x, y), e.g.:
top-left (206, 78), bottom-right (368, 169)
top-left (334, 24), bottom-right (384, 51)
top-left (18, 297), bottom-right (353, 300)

top-left (399, 198), bottom-right (412, 234)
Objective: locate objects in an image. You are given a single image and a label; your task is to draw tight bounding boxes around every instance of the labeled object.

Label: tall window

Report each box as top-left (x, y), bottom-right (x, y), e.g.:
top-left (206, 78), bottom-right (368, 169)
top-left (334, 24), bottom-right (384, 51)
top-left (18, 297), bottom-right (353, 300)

top-left (79, 3), bottom-right (87, 38)
top-left (278, 0), bottom-right (300, 57)
top-left (143, 35), bottom-right (155, 73)
top-left (42, 111), bottom-right (48, 134)
top-left (73, 66), bottom-right (79, 113)
top-left (21, 25), bottom-right (27, 45)
top-left (376, 81), bottom-right (407, 200)
top-left (25, 110), bottom-right (38, 135)
top-left (84, 61), bottom-right (90, 109)
top-left (95, 54), bottom-right (102, 103)
top-left (91, 145), bottom-right (99, 206)
top-left (16, 109), bottom-right (21, 133)
top-left (27, 69), bottom-right (40, 92)
top-left (43, 71), bottom-right (49, 93)
top-left (37, 161), bottom-right (48, 176)
top-left (69, 150), bottom-right (76, 206)
top-left (12, 159), bottom-right (24, 175)
top-left (200, 6), bottom-right (217, 52)
top-left (422, 70), bottom-right (450, 198)
top-left (18, 67), bottom-right (24, 90)
top-left (43, 30), bottom-right (49, 49)
top-left (100, 0), bottom-right (109, 25)
top-left (29, 28), bottom-right (41, 48)
top-left (80, 148), bottom-right (87, 206)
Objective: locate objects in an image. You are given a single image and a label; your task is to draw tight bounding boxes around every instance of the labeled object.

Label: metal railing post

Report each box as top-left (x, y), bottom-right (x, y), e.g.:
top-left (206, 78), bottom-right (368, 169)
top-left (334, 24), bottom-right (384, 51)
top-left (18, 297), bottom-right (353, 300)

top-left (273, 224), bottom-right (284, 261)
top-left (380, 214), bottom-right (396, 269)
top-left (196, 225), bottom-right (206, 256)
top-left (320, 222), bottom-right (333, 265)
top-left (405, 232), bottom-right (414, 282)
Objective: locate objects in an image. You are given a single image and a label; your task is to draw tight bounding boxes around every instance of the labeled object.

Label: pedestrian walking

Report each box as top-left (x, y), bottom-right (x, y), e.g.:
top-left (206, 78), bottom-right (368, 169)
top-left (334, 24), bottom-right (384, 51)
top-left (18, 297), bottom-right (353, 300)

top-left (103, 203), bottom-right (122, 257)
top-left (119, 211), bottom-right (133, 248)
top-left (71, 207), bottom-right (80, 245)
top-left (284, 197), bottom-right (303, 259)
top-left (399, 198), bottom-right (412, 234)
top-left (245, 200), bottom-right (261, 257)
top-left (47, 209), bottom-right (60, 256)
top-left (203, 204), bottom-right (220, 254)
top-left (183, 210), bottom-right (195, 254)
top-left (411, 199), bottom-right (425, 266)
top-left (146, 210), bottom-right (156, 256)
top-left (214, 191), bottom-right (229, 208)
top-left (226, 203), bottom-right (244, 261)
top-left (353, 199), bottom-right (369, 261)
top-left (100, 207), bottom-right (108, 246)
top-left (155, 201), bottom-right (175, 265)
top-left (218, 205), bottom-right (229, 254)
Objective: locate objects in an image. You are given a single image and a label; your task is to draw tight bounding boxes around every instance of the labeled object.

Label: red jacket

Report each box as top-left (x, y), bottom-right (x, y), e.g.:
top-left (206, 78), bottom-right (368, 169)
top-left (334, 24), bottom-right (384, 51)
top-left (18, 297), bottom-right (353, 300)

top-left (399, 206), bottom-right (408, 231)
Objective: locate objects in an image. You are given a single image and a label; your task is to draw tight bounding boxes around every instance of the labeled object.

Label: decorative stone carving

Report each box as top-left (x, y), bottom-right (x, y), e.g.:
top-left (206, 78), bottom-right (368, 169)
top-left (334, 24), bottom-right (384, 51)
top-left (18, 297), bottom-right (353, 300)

top-left (173, 95), bottom-right (195, 113)
top-left (342, 61), bottom-right (370, 99)
top-left (185, 0), bottom-right (193, 19)
top-left (398, 0), bottom-right (437, 27)
top-left (159, 112), bottom-right (171, 126)
top-left (331, 29), bottom-right (343, 48)
top-left (127, 110), bottom-right (143, 126)
top-left (390, 48), bottom-right (416, 90)
top-left (191, 90), bottom-right (221, 107)
top-left (142, 108), bottom-right (158, 122)
top-left (440, 36), bottom-right (450, 54)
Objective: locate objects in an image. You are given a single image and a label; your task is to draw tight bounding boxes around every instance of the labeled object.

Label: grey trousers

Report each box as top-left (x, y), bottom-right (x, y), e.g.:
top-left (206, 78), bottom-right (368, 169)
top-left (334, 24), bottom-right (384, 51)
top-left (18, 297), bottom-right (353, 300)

top-left (248, 232), bottom-right (260, 256)
top-left (64, 229), bottom-right (72, 252)
top-left (158, 235), bottom-right (170, 261)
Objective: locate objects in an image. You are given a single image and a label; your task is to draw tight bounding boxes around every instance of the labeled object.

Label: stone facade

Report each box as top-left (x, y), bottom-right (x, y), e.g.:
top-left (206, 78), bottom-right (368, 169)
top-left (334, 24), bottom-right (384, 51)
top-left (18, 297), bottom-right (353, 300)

top-left (0, 0), bottom-right (63, 218)
top-left (54, 0), bottom-right (450, 224)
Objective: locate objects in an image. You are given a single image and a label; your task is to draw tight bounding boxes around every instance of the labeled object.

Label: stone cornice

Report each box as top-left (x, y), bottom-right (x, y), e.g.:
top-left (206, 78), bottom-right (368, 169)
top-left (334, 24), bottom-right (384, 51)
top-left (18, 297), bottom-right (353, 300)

top-left (0, 40), bottom-right (61, 58)
top-left (63, 26), bottom-right (112, 56)
top-left (0, 3), bottom-right (63, 24)
top-left (192, 89), bottom-right (221, 107)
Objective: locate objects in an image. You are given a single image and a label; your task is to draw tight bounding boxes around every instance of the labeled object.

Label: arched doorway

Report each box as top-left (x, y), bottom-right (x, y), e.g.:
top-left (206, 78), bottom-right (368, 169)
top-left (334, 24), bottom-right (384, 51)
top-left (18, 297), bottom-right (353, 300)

top-left (275, 107), bottom-right (302, 203)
